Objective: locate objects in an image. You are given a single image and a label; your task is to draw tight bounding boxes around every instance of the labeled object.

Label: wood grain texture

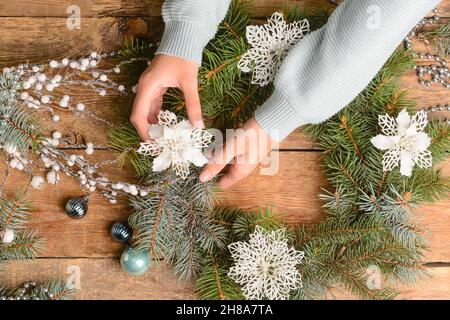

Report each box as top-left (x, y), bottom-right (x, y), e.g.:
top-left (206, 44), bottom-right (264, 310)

top-left (0, 17), bottom-right (162, 66)
top-left (0, 150), bottom-right (137, 259)
top-left (0, 0), bottom-right (448, 18)
top-left (2, 68), bottom-right (446, 151)
top-left (0, 0), bottom-right (333, 18)
top-left (0, 0), bottom-right (162, 17)
top-left (0, 259), bottom-right (196, 300)
top-left (0, 0), bottom-right (449, 300)
top-left (328, 265), bottom-right (450, 300)
top-left (1, 152), bottom-right (448, 262)
top-left (1, 258), bottom-right (448, 300)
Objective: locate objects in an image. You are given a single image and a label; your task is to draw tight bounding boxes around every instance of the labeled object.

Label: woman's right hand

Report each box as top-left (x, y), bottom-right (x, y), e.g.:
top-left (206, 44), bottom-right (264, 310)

top-left (130, 54), bottom-right (204, 140)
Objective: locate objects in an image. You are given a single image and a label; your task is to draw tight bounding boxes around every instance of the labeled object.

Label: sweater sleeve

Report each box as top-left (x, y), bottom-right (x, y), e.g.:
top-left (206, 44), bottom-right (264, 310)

top-left (156, 0), bottom-right (232, 65)
top-left (255, 0), bottom-right (440, 142)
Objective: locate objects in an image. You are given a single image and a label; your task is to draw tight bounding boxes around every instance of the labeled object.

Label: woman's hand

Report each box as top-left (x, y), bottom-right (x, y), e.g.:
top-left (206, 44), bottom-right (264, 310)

top-left (131, 54), bottom-right (203, 140)
top-left (200, 118), bottom-right (277, 189)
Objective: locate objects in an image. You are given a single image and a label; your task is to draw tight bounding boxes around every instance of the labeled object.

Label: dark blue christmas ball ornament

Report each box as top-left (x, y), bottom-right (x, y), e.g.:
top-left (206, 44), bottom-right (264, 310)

top-left (65, 196), bottom-right (89, 219)
top-left (111, 221), bottom-right (132, 243)
top-left (120, 246), bottom-right (151, 276)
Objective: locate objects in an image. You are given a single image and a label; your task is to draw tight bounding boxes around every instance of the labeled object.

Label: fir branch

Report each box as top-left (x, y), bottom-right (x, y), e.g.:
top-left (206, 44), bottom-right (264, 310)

top-left (0, 229), bottom-right (45, 262)
top-left (0, 280), bottom-right (77, 300)
top-left (0, 190), bottom-right (33, 230)
top-left (428, 119), bottom-right (450, 164)
top-left (109, 1), bottom-right (447, 301)
top-left (419, 22), bottom-right (450, 56)
top-left (197, 261), bottom-right (244, 300)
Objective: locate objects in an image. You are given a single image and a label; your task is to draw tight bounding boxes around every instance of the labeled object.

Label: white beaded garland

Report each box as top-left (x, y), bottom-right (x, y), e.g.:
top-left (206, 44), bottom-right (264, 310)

top-left (76, 103), bottom-right (85, 111)
top-left (41, 96), bottom-right (50, 104)
top-left (9, 158), bottom-right (18, 169)
top-left (52, 131), bottom-right (62, 139)
top-left (38, 74), bottom-right (46, 82)
top-left (49, 60), bottom-right (59, 68)
top-left (45, 83), bottom-right (54, 92)
top-left (2, 48), bottom-right (154, 204)
top-left (31, 175), bottom-right (45, 189)
top-left (1, 228), bottom-right (15, 244)
top-left (85, 142), bottom-right (94, 155)
top-left (50, 138), bottom-right (59, 147)
top-left (16, 162), bottom-right (24, 170)
top-left (46, 170), bottom-right (60, 184)
top-left (69, 61), bottom-right (79, 69)
top-left (59, 99), bottom-right (69, 108)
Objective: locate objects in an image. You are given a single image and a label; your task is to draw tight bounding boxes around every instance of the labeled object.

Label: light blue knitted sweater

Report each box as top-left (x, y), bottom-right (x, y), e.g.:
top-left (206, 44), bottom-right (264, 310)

top-left (156, 0), bottom-right (439, 141)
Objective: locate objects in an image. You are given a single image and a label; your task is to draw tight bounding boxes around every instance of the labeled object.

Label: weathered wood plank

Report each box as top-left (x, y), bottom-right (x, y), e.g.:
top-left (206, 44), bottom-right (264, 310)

top-left (257, 0), bottom-right (450, 18)
top-left (1, 152), bottom-right (448, 262)
top-left (0, 0), bottom-right (162, 18)
top-left (329, 265), bottom-right (450, 300)
top-left (0, 0), bottom-right (448, 18)
top-left (8, 68), bottom-right (448, 151)
top-left (0, 150), bottom-right (137, 259)
top-left (1, 258), bottom-right (448, 300)
top-left (220, 152), bottom-right (450, 263)
top-left (0, 258), bottom-right (196, 300)
top-left (0, 17), bottom-right (445, 150)
top-left (281, 70), bottom-right (450, 150)
top-left (0, 17), bottom-right (162, 66)
top-left (0, 0), bottom-right (332, 18)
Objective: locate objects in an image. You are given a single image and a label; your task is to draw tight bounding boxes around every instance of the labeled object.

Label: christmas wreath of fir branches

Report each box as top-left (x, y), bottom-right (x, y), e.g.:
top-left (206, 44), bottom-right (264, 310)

top-left (109, 0), bottom-right (450, 300)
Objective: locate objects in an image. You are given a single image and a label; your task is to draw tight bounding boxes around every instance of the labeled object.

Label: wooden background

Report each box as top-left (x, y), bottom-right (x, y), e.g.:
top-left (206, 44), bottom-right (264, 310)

top-left (0, 0), bottom-right (449, 300)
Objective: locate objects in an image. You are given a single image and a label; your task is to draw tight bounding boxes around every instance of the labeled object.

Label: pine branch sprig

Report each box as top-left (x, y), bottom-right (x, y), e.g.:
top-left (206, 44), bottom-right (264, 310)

top-left (0, 280), bottom-right (77, 300)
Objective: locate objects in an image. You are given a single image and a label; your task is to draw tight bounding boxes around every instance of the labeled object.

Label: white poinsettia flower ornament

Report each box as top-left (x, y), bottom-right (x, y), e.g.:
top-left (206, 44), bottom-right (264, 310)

top-left (228, 226), bottom-right (304, 300)
top-left (238, 12), bottom-right (309, 86)
top-left (371, 108), bottom-right (432, 177)
top-left (137, 110), bottom-right (212, 179)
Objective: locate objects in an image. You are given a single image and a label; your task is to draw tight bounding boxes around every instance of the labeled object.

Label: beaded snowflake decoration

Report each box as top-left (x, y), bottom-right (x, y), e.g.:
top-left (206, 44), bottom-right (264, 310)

top-left (237, 12), bottom-right (309, 87)
top-left (137, 110), bottom-right (212, 179)
top-left (371, 108), bottom-right (432, 177)
top-left (228, 226), bottom-right (304, 300)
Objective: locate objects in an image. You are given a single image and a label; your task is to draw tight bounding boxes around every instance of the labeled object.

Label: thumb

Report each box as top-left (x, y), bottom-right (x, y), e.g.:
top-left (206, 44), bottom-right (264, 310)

top-left (181, 81), bottom-right (204, 129)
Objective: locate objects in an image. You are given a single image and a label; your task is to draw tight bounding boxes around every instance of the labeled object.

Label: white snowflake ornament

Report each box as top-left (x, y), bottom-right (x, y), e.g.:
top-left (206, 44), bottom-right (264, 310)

top-left (137, 110), bottom-right (212, 179)
top-left (371, 108), bottom-right (432, 177)
top-left (228, 226), bottom-right (304, 300)
top-left (238, 12), bottom-right (309, 86)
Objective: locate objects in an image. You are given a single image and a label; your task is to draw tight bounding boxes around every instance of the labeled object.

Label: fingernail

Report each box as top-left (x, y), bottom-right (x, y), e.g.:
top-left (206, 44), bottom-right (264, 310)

top-left (200, 170), bottom-right (211, 182)
top-left (194, 119), bottom-right (205, 129)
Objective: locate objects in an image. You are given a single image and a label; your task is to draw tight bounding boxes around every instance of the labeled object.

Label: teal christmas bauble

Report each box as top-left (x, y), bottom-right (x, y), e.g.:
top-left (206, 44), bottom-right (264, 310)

top-left (120, 246), bottom-right (151, 276)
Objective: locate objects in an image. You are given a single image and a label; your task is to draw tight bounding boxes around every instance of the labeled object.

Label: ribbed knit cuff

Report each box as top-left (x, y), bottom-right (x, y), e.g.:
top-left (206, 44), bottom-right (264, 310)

top-left (156, 20), bottom-right (207, 66)
top-left (255, 90), bottom-right (307, 142)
